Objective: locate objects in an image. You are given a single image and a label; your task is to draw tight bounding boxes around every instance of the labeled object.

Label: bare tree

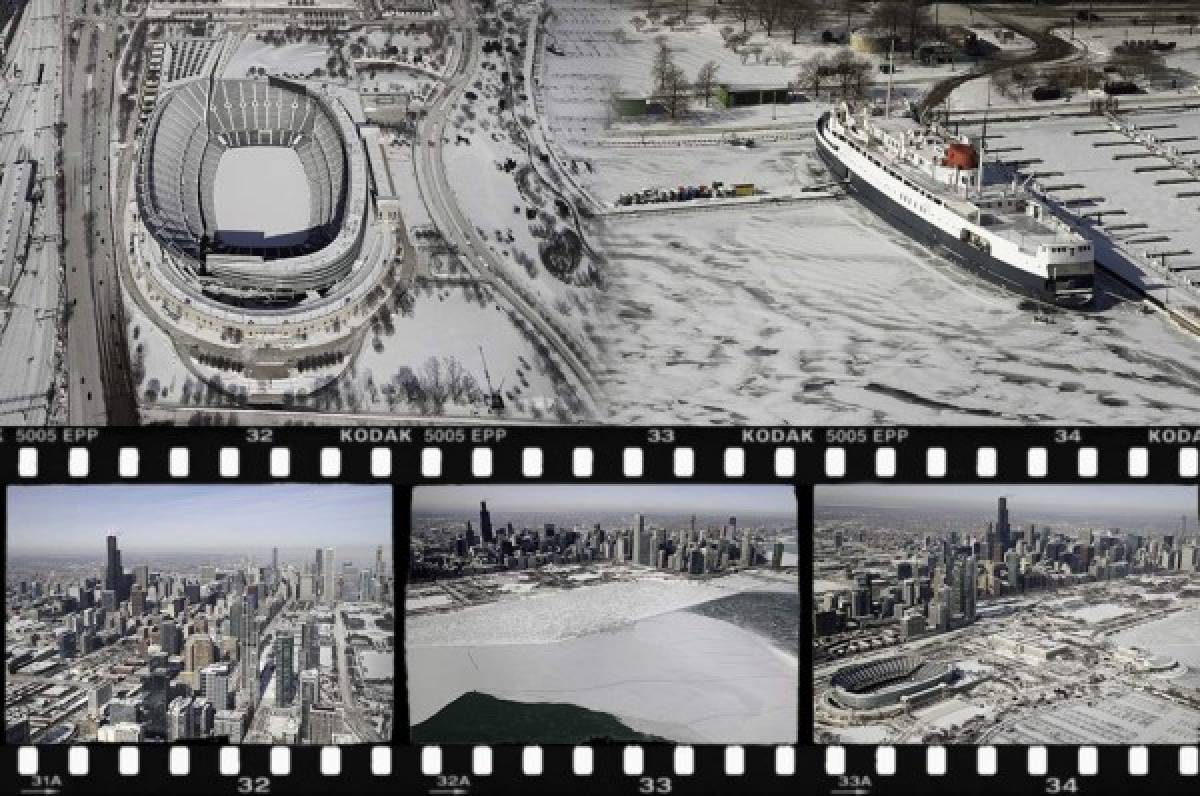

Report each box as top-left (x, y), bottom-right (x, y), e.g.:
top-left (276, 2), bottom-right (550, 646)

top-left (784, 0), bottom-right (815, 45)
top-left (870, 0), bottom-right (905, 39)
top-left (729, 0), bottom-right (755, 33)
top-left (660, 63), bottom-right (692, 118)
top-left (704, 3), bottom-right (720, 24)
top-left (758, 0), bottom-right (787, 37)
top-left (902, 0), bottom-right (931, 57)
top-left (796, 52), bottom-right (830, 98)
top-left (651, 35), bottom-right (673, 94)
top-left (695, 60), bottom-right (720, 107)
top-left (834, 0), bottom-right (866, 36)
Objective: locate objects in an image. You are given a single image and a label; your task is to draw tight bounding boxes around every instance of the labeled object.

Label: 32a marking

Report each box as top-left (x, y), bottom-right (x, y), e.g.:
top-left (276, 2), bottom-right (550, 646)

top-left (237, 777), bottom-right (270, 794)
top-left (638, 776), bottom-right (671, 794)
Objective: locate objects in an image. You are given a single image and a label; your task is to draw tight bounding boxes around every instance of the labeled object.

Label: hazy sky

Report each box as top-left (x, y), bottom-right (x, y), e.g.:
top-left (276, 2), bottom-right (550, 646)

top-left (6, 485), bottom-right (392, 551)
top-left (817, 484), bottom-right (1196, 516)
top-left (414, 484), bottom-right (796, 516)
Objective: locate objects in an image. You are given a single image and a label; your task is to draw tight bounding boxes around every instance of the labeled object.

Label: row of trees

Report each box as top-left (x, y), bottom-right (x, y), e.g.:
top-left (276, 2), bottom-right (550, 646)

top-left (794, 51), bottom-right (874, 100)
top-left (633, 0), bottom-right (919, 45)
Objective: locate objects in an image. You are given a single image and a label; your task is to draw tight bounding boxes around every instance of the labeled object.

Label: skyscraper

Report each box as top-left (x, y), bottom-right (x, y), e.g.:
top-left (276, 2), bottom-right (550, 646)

top-left (996, 497), bottom-right (1011, 551)
top-left (375, 544), bottom-right (385, 576)
top-left (741, 528), bottom-right (752, 568)
top-left (301, 617), bottom-right (319, 670)
top-left (105, 534), bottom-right (122, 596)
top-left (480, 502), bottom-right (493, 545)
top-left (239, 594), bottom-right (258, 712)
top-left (323, 548), bottom-right (335, 601)
top-left (275, 629), bottom-right (295, 707)
top-left (315, 548), bottom-right (323, 597)
top-left (272, 547), bottom-right (279, 575)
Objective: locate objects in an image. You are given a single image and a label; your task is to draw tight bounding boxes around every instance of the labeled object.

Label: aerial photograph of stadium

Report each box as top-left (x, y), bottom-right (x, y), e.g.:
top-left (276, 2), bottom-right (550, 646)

top-left (407, 483), bottom-right (798, 743)
top-left (4, 484), bottom-right (395, 744)
top-left (813, 483), bottom-right (1200, 744)
top-left (6, 1), bottom-right (1200, 424)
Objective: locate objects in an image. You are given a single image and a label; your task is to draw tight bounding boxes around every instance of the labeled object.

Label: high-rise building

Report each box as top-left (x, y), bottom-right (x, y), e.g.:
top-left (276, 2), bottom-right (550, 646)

top-left (315, 548), bottom-right (324, 597)
top-left (771, 541), bottom-right (785, 568)
top-left (239, 595), bottom-right (258, 711)
top-left (480, 502), bottom-right (493, 545)
top-left (134, 564), bottom-right (149, 592)
top-left (375, 544), bottom-right (385, 576)
top-left (105, 534), bottom-right (123, 597)
top-left (300, 617), bottom-right (319, 670)
top-left (200, 663), bottom-right (230, 711)
top-left (275, 629), bottom-right (295, 706)
top-left (996, 497), bottom-right (1011, 551)
top-left (184, 635), bottom-right (215, 674)
top-left (323, 548), bottom-right (335, 601)
top-left (299, 668), bottom-right (320, 738)
top-left (741, 529), bottom-right (752, 568)
top-left (88, 683), bottom-right (113, 718)
top-left (160, 618), bottom-right (181, 655)
top-left (167, 697), bottom-right (192, 741)
top-left (633, 516), bottom-right (643, 566)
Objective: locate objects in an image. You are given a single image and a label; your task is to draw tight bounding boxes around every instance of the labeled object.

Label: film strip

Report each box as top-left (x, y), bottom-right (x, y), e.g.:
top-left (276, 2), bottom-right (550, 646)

top-left (1, 426), bottom-right (1198, 796)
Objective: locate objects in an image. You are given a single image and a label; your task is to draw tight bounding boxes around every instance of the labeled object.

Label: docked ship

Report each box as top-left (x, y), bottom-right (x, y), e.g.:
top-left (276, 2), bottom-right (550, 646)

top-left (815, 102), bottom-right (1095, 307)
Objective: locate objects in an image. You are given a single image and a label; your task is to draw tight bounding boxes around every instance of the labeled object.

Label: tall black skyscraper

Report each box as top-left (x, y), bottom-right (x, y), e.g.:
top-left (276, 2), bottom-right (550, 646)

top-left (996, 497), bottom-right (1011, 551)
top-left (315, 548), bottom-right (323, 596)
top-left (105, 535), bottom-right (122, 594)
top-left (480, 501), bottom-right (493, 545)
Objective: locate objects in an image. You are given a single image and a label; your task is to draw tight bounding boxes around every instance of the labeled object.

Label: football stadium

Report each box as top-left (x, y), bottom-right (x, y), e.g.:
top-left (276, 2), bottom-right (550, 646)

top-left (125, 75), bottom-right (395, 399)
top-left (828, 654), bottom-right (961, 710)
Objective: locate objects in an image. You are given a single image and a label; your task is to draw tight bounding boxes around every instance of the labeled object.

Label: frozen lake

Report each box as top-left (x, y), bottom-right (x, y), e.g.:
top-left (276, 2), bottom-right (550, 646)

top-left (407, 608), bottom-right (797, 743)
top-left (593, 199), bottom-right (1200, 424)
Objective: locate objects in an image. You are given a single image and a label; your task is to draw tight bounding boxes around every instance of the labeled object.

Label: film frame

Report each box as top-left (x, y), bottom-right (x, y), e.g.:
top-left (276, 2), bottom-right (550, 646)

top-left (0, 425), bottom-right (1195, 796)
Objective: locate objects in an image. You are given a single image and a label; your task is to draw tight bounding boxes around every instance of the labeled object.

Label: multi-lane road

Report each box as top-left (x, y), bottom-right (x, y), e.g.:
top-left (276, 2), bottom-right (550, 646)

top-left (61, 8), bottom-right (136, 424)
top-left (332, 605), bottom-right (382, 743)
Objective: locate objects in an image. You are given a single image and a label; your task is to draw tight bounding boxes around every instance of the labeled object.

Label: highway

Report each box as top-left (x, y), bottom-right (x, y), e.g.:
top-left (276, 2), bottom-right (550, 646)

top-left (0, 0), bottom-right (67, 423)
top-left (411, 0), bottom-right (602, 416)
top-left (61, 6), bottom-right (137, 424)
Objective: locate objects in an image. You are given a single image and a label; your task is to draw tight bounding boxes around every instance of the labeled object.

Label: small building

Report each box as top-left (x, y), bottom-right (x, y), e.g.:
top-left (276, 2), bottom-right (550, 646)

top-left (918, 42), bottom-right (956, 66)
top-left (716, 83), bottom-right (791, 109)
top-left (610, 94), bottom-right (649, 117)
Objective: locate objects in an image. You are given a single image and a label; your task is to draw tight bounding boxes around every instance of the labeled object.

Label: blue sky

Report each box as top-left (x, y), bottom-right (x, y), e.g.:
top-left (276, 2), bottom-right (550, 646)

top-left (817, 484), bottom-right (1196, 516)
top-left (413, 484), bottom-right (795, 515)
top-left (6, 485), bottom-right (392, 551)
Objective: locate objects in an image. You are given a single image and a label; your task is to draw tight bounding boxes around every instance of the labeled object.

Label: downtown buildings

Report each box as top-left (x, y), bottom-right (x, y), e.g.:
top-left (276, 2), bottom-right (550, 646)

top-left (6, 531), bottom-right (394, 744)
top-left (411, 500), bottom-right (795, 581)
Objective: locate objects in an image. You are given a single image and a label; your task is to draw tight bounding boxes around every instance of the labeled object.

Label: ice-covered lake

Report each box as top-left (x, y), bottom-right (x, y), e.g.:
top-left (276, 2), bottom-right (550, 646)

top-left (1112, 607), bottom-right (1200, 688)
top-left (592, 199), bottom-right (1200, 424)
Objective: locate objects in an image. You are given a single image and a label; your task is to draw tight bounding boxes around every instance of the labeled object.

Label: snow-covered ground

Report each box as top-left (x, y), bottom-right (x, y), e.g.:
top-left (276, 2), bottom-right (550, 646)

top-left (337, 282), bottom-right (571, 418)
top-left (590, 198), bottom-right (1200, 424)
top-left (1065, 603), bottom-right (1134, 624)
top-left (407, 608), bottom-right (797, 743)
top-left (213, 148), bottom-right (310, 245)
top-left (541, 0), bottom-right (953, 142)
top-left (223, 40), bottom-right (330, 80)
top-left (579, 140), bottom-right (821, 205)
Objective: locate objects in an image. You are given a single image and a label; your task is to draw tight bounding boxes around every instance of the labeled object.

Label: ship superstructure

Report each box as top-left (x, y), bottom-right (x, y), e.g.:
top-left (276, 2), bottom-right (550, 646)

top-left (815, 102), bottom-right (1094, 307)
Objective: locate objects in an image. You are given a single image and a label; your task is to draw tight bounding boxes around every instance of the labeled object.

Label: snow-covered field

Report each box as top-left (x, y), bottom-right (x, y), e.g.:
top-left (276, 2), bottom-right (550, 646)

top-left (1065, 603), bottom-right (1134, 624)
top-left (223, 40), bottom-right (330, 80)
top-left (213, 148), bottom-right (310, 245)
top-left (590, 199), bottom-right (1200, 424)
top-left (339, 282), bottom-right (571, 418)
